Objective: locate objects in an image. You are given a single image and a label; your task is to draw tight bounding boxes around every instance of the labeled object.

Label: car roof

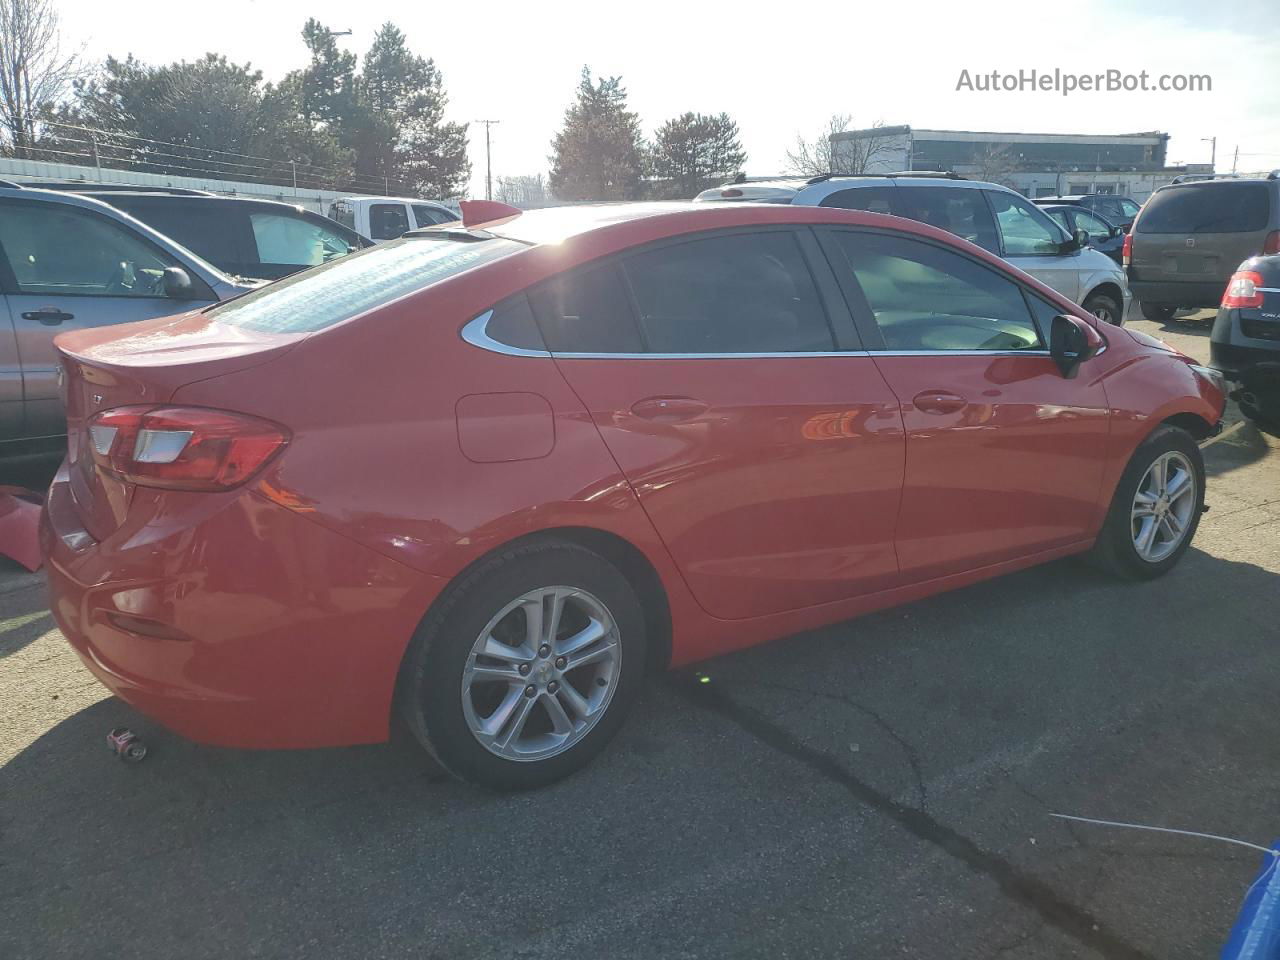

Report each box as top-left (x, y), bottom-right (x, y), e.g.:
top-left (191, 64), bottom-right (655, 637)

top-left (84, 191), bottom-right (313, 213)
top-left (695, 174), bottom-right (1024, 206)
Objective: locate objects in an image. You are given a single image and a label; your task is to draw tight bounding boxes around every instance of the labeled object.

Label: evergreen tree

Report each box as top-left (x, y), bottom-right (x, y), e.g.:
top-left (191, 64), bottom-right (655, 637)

top-left (548, 67), bottom-right (644, 201)
top-left (648, 112), bottom-right (746, 199)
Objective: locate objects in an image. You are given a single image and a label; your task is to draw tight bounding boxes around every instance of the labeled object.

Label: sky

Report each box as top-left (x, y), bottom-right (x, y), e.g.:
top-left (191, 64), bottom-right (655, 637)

top-left (53, 0), bottom-right (1280, 197)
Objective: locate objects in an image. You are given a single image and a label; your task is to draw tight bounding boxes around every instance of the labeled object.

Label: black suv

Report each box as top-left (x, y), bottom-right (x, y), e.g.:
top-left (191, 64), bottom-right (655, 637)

top-left (1033, 194), bottom-right (1142, 232)
top-left (21, 186), bottom-right (371, 281)
top-left (1211, 254), bottom-right (1280, 426)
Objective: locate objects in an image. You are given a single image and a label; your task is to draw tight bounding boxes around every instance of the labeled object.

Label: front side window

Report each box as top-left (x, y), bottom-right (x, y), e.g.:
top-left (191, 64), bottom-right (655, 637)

top-left (895, 187), bottom-right (1000, 254)
top-left (249, 212), bottom-right (356, 267)
top-left (329, 201), bottom-right (356, 230)
top-left (986, 191), bottom-right (1066, 256)
top-left (621, 231), bottom-right (834, 354)
top-left (1120, 199), bottom-right (1141, 220)
top-left (1073, 209), bottom-right (1113, 241)
top-left (834, 231), bottom-right (1043, 352)
top-left (208, 236), bottom-right (524, 333)
top-left (1045, 209), bottom-right (1071, 232)
top-left (0, 200), bottom-right (179, 297)
top-left (413, 204), bottom-right (457, 227)
top-left (369, 203), bottom-right (411, 240)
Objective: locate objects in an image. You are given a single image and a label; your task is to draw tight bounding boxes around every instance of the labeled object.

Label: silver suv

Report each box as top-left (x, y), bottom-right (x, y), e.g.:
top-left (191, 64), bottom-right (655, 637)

top-left (0, 185), bottom-right (254, 445)
top-left (695, 174), bottom-right (1131, 325)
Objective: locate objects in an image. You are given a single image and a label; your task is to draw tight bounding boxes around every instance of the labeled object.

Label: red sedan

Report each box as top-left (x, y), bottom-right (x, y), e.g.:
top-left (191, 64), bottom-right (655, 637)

top-left (43, 200), bottom-right (1224, 789)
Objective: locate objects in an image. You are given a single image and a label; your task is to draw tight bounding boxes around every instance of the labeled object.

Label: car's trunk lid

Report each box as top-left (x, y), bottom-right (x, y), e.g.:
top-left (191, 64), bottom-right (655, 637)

top-left (57, 310), bottom-right (303, 540)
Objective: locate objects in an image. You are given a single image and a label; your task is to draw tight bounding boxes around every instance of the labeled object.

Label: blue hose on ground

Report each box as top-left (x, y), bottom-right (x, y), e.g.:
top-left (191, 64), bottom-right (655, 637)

top-left (1221, 844), bottom-right (1280, 960)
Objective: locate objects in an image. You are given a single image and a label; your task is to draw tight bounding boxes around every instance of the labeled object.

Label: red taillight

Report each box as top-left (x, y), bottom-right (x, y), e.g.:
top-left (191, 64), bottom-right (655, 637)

top-left (1264, 231), bottom-right (1280, 255)
top-left (1222, 270), bottom-right (1266, 310)
top-left (87, 406), bottom-right (288, 491)
top-left (1122, 232), bottom-right (1133, 267)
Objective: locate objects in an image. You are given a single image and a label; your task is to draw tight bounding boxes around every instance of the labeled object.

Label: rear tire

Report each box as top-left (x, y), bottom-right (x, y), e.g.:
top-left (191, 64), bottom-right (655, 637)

top-left (1140, 302), bottom-right (1177, 323)
top-left (397, 539), bottom-right (647, 790)
top-left (1083, 291), bottom-right (1122, 326)
top-left (1088, 425), bottom-right (1205, 580)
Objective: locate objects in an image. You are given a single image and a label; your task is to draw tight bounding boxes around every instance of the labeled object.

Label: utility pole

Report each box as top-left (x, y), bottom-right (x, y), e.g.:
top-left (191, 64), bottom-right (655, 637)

top-left (475, 119), bottom-right (500, 200)
top-left (1202, 136), bottom-right (1217, 172)
top-left (1232, 145), bottom-right (1239, 175)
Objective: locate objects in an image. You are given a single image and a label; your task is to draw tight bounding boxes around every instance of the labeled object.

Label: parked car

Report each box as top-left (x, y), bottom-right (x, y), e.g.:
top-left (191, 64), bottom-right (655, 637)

top-left (1126, 174), bottom-right (1280, 322)
top-left (1211, 254), bottom-right (1280, 425)
top-left (1033, 194), bottom-right (1142, 232)
top-left (0, 185), bottom-right (255, 445)
top-left (327, 195), bottom-right (459, 242)
top-left (44, 200), bottom-right (1224, 789)
top-left (1040, 204), bottom-right (1125, 265)
top-left (73, 191), bottom-right (371, 281)
top-left (696, 174), bottom-right (1131, 325)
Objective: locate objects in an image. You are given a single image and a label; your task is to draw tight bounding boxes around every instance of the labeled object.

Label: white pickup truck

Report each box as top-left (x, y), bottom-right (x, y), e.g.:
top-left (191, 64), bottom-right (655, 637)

top-left (327, 196), bottom-right (459, 242)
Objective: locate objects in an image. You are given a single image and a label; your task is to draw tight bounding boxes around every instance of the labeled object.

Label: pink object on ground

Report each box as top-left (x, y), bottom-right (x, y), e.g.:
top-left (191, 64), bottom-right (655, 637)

top-left (0, 488), bottom-right (44, 572)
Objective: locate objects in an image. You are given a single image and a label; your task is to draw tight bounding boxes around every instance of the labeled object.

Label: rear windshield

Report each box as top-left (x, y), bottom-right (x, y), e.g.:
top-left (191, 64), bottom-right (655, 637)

top-left (1137, 182), bottom-right (1271, 234)
top-left (206, 236), bottom-right (524, 333)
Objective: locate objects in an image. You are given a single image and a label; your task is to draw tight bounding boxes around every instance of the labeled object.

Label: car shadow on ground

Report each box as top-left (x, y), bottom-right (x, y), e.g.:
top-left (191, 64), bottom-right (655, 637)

top-left (2, 544), bottom-right (1279, 959)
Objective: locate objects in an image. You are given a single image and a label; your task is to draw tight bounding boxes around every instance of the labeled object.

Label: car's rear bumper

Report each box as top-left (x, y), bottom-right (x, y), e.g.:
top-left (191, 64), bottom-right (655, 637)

top-left (41, 465), bottom-right (447, 749)
top-left (1128, 278), bottom-right (1225, 308)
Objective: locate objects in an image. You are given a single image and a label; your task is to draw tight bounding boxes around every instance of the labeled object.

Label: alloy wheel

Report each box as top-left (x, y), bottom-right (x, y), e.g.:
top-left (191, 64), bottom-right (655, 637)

top-left (1130, 451), bottom-right (1197, 563)
top-left (461, 586), bottom-right (621, 762)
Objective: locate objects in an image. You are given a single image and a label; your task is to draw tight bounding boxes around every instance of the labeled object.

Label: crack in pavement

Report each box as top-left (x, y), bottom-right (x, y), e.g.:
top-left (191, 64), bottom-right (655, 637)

top-left (745, 678), bottom-right (929, 813)
top-left (670, 674), bottom-right (1157, 960)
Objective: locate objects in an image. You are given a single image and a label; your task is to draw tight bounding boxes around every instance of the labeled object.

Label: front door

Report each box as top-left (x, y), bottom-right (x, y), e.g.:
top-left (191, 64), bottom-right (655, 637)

top-left (0, 197), bottom-right (214, 439)
top-left (821, 227), bottom-right (1110, 582)
top-left (985, 189), bottom-right (1083, 303)
top-left (531, 228), bottom-right (907, 620)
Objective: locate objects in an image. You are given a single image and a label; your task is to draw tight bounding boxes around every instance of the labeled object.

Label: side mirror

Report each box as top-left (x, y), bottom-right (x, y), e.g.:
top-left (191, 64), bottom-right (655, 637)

top-left (1050, 314), bottom-right (1103, 378)
top-left (1110, 225), bottom-right (1124, 239)
top-left (1073, 227), bottom-right (1091, 249)
top-left (162, 266), bottom-right (196, 300)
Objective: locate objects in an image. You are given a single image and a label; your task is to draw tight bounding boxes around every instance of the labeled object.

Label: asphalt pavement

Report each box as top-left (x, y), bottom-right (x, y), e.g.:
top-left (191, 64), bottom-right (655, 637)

top-left (2, 309), bottom-right (1278, 959)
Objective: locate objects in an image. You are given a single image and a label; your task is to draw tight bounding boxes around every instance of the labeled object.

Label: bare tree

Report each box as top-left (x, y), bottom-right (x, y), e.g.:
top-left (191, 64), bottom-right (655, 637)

top-left (0, 0), bottom-right (80, 158)
top-left (495, 173), bottom-right (549, 208)
top-left (786, 116), bottom-right (895, 176)
top-left (973, 143), bottom-right (1018, 187)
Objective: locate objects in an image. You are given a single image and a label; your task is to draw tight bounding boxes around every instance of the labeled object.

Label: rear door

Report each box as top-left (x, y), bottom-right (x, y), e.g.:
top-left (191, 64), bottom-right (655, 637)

top-left (893, 185), bottom-right (1002, 255)
top-left (1131, 182), bottom-right (1271, 287)
top-left (820, 227), bottom-right (1110, 581)
top-left (535, 227), bottom-right (907, 619)
top-left (0, 197), bottom-right (217, 439)
top-left (984, 189), bottom-right (1082, 302)
top-left (0, 294), bottom-right (21, 440)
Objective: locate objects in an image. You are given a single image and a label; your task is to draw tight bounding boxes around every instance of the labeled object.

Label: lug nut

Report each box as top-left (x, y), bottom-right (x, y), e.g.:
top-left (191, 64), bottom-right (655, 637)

top-left (554, 656), bottom-right (567, 669)
top-left (548, 681), bottom-right (559, 693)
top-left (524, 685), bottom-right (536, 698)
top-left (518, 663), bottom-right (531, 676)
top-left (538, 644), bottom-right (550, 658)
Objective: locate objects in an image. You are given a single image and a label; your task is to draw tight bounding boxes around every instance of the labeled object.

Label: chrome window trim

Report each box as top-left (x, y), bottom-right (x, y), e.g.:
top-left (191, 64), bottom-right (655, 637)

top-left (1257, 287), bottom-right (1280, 293)
top-left (462, 309), bottom-right (1056, 360)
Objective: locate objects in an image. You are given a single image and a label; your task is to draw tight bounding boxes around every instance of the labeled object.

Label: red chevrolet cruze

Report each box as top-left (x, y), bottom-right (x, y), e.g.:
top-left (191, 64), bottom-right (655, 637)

top-left (43, 200), bottom-right (1224, 789)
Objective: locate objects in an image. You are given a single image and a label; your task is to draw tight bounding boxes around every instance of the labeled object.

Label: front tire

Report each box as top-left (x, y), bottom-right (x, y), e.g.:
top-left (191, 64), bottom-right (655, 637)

top-left (1140, 302), bottom-right (1177, 323)
top-left (398, 540), bottom-right (647, 790)
top-left (1083, 291), bottom-right (1122, 326)
top-left (1089, 425), bottom-right (1205, 580)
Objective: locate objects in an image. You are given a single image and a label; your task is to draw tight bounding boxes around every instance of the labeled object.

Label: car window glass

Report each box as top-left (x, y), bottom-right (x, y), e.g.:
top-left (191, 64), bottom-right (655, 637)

top-left (0, 200), bottom-right (178, 297)
top-left (895, 186), bottom-right (1001, 254)
top-left (835, 231), bottom-right (1043, 351)
top-left (622, 231), bottom-right (835, 354)
top-left (986, 191), bottom-right (1065, 256)
top-left (1136, 183), bottom-right (1270, 234)
top-left (819, 187), bottom-right (895, 215)
top-left (1074, 210), bottom-right (1112, 239)
top-left (413, 204), bottom-right (457, 227)
top-left (250, 212), bottom-right (356, 267)
top-left (483, 294), bottom-right (546, 351)
top-left (208, 236), bottom-right (524, 333)
top-left (529, 263), bottom-right (644, 353)
top-left (1045, 209), bottom-right (1070, 231)
top-left (1121, 199), bottom-right (1141, 219)
top-left (329, 201), bottom-right (356, 230)
top-left (369, 203), bottom-right (411, 240)
top-left (108, 200), bottom-right (244, 272)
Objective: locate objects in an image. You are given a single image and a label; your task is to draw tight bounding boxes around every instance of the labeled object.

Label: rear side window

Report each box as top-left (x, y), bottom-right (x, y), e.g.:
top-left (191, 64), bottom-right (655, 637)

top-left (369, 203), bottom-right (410, 240)
top-left (529, 263), bottom-right (644, 353)
top-left (621, 231), bottom-right (834, 353)
top-left (1137, 183), bottom-right (1270, 234)
top-left (207, 237), bottom-right (524, 333)
top-left (249, 212), bottom-right (356, 267)
top-left (113, 200), bottom-right (245, 270)
top-left (820, 187), bottom-right (895, 214)
top-left (896, 187), bottom-right (1000, 254)
top-left (484, 294), bottom-right (546, 351)
top-left (413, 204), bottom-right (457, 227)
top-left (329, 201), bottom-right (355, 230)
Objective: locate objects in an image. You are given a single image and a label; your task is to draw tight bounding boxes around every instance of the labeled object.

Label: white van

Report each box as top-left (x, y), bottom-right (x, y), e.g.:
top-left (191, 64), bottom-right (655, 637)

top-left (327, 196), bottom-right (459, 243)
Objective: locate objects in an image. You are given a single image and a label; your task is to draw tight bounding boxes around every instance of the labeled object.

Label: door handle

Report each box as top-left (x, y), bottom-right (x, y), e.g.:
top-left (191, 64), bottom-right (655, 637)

top-left (630, 396), bottom-right (709, 422)
top-left (912, 390), bottom-right (968, 415)
top-left (21, 308), bottom-right (75, 326)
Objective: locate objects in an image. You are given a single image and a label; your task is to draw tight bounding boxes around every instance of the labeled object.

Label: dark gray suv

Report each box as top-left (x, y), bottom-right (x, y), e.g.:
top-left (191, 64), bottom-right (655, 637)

top-left (1128, 175), bottom-right (1280, 322)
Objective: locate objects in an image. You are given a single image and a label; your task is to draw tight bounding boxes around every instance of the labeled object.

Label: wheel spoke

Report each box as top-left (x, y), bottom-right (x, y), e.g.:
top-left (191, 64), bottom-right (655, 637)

top-left (541, 692), bottom-right (574, 735)
top-left (1134, 515), bottom-right (1159, 557)
top-left (1166, 469), bottom-right (1193, 504)
top-left (1151, 455), bottom-right (1167, 495)
top-left (480, 683), bottom-right (524, 738)
top-left (566, 638), bottom-right (617, 672)
top-left (496, 694), bottom-right (538, 750)
top-left (1163, 510), bottom-right (1185, 538)
top-left (481, 635), bottom-right (532, 665)
top-left (469, 662), bottom-right (524, 683)
top-left (558, 618), bottom-right (606, 657)
top-left (558, 680), bottom-right (593, 721)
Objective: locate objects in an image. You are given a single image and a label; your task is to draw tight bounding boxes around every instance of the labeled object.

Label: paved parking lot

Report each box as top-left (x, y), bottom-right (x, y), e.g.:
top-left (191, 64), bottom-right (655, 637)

top-left (2, 309), bottom-right (1278, 959)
